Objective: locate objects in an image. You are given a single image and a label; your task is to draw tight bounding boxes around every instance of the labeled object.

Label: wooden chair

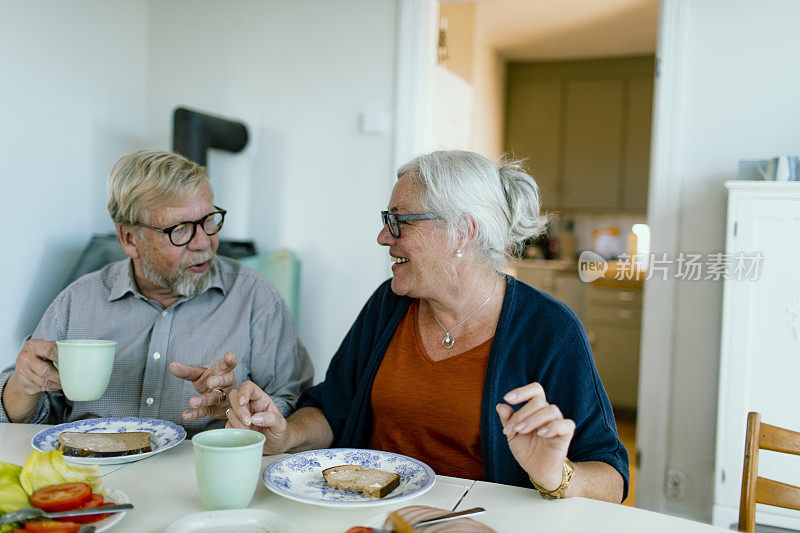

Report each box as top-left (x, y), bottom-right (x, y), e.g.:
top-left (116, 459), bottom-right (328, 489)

top-left (738, 412), bottom-right (800, 532)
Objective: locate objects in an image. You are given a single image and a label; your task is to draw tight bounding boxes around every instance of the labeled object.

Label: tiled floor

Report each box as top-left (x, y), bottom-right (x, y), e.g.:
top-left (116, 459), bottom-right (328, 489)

top-left (616, 414), bottom-right (637, 507)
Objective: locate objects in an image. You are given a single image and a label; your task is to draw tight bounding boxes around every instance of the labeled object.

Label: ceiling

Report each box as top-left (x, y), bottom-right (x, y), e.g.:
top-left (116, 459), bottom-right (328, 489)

top-left (449, 0), bottom-right (659, 61)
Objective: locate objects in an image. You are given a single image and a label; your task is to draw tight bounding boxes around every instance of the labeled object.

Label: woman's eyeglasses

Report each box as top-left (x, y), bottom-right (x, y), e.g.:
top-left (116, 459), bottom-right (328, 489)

top-left (380, 210), bottom-right (440, 238)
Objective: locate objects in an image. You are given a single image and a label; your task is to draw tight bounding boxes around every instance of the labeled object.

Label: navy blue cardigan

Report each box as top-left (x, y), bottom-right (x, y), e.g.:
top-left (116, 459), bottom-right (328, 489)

top-left (297, 276), bottom-right (629, 498)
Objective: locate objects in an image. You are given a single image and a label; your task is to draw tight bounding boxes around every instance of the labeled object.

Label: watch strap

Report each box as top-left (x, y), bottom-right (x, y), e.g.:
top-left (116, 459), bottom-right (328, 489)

top-left (529, 459), bottom-right (574, 499)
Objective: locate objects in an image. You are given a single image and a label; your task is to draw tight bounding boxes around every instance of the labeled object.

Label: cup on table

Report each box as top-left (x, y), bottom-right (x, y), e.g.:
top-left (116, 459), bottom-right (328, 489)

top-left (756, 155), bottom-right (799, 181)
top-left (55, 339), bottom-right (116, 401)
top-left (193, 428), bottom-right (266, 510)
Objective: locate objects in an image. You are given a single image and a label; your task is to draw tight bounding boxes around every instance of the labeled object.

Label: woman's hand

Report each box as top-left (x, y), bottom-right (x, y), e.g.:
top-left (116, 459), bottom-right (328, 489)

top-left (496, 382), bottom-right (575, 491)
top-left (226, 380), bottom-right (292, 454)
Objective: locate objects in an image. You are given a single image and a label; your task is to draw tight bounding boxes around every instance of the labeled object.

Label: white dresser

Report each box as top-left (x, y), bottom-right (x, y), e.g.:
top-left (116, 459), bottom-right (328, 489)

top-left (713, 181), bottom-right (800, 530)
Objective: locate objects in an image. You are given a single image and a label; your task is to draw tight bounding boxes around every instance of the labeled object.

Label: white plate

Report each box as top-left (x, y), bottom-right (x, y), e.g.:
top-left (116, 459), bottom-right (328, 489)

top-left (163, 509), bottom-right (290, 533)
top-left (31, 417), bottom-right (186, 465)
top-left (261, 448), bottom-right (435, 509)
top-left (91, 488), bottom-right (130, 533)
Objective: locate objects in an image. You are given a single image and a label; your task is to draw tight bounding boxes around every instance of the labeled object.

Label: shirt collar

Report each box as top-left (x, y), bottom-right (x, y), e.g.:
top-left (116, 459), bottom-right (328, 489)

top-left (108, 257), bottom-right (227, 302)
top-left (108, 259), bottom-right (138, 302)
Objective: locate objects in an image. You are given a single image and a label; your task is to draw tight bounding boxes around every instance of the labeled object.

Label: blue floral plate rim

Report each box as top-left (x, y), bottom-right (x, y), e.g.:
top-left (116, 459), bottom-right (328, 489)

top-left (261, 448), bottom-right (436, 509)
top-left (31, 417), bottom-right (187, 465)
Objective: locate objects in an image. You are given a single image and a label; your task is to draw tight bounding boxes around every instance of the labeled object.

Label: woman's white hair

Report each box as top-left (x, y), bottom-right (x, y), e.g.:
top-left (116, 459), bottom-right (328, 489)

top-left (397, 150), bottom-right (549, 268)
top-left (107, 150), bottom-right (210, 226)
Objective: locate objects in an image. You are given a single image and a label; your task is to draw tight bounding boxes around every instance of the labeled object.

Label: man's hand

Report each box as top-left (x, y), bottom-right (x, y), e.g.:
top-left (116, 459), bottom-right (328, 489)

top-left (170, 351), bottom-right (237, 421)
top-left (10, 339), bottom-right (60, 395)
top-left (226, 380), bottom-right (292, 455)
top-left (496, 382), bottom-right (575, 492)
top-left (3, 339), bottom-right (60, 422)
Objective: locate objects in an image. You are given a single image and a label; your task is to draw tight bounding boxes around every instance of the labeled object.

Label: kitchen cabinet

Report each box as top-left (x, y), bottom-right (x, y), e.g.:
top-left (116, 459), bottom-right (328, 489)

top-left (587, 324), bottom-right (640, 409)
top-left (504, 56), bottom-right (654, 212)
top-left (505, 79), bottom-right (561, 205)
top-left (623, 77), bottom-right (654, 211)
top-left (584, 282), bottom-right (642, 411)
top-left (562, 79), bottom-right (624, 210)
top-left (713, 182), bottom-right (800, 531)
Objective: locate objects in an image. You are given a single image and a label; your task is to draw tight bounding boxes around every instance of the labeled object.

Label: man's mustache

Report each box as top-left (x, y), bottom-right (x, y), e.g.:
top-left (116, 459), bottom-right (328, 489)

top-left (181, 250), bottom-right (215, 270)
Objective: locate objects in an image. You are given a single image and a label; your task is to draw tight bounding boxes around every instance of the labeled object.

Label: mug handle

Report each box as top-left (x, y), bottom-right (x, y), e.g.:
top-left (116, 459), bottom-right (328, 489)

top-left (755, 161), bottom-right (769, 179)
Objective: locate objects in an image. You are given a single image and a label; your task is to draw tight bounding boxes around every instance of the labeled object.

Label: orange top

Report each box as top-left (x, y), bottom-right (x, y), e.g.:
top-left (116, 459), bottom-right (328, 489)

top-left (368, 300), bottom-right (492, 480)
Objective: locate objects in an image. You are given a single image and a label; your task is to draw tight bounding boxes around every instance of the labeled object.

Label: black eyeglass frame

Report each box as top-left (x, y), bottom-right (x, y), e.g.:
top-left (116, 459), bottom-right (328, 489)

top-left (381, 210), bottom-right (440, 238)
top-left (134, 205), bottom-right (227, 246)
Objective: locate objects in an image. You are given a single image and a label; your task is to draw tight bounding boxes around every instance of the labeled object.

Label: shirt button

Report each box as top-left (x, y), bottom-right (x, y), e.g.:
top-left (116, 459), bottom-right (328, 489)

top-left (146, 397), bottom-right (154, 405)
top-left (153, 352), bottom-right (161, 360)
top-left (161, 311), bottom-right (168, 317)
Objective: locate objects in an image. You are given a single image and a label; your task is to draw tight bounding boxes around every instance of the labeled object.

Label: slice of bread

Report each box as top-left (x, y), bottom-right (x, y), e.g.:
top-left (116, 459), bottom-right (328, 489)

top-left (322, 464), bottom-right (400, 499)
top-left (58, 431), bottom-right (152, 457)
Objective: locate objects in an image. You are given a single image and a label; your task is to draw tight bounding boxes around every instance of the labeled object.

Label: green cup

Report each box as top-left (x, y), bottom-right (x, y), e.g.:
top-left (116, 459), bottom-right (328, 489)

top-left (193, 428), bottom-right (266, 510)
top-left (55, 340), bottom-right (117, 401)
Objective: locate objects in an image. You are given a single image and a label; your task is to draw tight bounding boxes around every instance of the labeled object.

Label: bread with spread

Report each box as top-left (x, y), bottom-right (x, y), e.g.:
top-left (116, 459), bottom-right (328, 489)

top-left (322, 464), bottom-right (399, 498)
top-left (58, 431), bottom-right (152, 457)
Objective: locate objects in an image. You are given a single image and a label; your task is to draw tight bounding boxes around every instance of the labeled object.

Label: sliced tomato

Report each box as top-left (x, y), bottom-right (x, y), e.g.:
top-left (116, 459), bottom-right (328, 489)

top-left (345, 528), bottom-right (375, 533)
top-left (55, 494), bottom-right (113, 524)
top-left (23, 521), bottom-right (82, 533)
top-left (30, 483), bottom-right (92, 512)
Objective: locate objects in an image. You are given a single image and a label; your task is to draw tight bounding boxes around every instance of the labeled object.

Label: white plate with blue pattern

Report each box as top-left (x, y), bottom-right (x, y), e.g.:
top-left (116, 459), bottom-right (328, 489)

top-left (31, 417), bottom-right (187, 465)
top-left (261, 448), bottom-right (435, 508)
top-left (93, 488), bottom-right (130, 532)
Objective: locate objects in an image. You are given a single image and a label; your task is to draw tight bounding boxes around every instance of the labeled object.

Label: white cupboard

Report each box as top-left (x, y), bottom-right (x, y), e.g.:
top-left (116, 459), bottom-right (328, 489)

top-left (713, 181), bottom-right (800, 530)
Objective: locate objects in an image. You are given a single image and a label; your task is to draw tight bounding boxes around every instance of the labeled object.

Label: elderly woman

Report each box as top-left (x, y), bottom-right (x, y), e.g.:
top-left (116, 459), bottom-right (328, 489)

top-left (228, 150), bottom-right (628, 502)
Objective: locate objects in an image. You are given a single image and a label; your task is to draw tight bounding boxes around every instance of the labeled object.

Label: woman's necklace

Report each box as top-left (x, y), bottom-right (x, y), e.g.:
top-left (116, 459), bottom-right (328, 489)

top-left (432, 276), bottom-right (498, 349)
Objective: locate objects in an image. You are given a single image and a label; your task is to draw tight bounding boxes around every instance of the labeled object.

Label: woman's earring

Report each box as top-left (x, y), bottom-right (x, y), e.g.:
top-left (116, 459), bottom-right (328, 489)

top-left (456, 249), bottom-right (463, 258)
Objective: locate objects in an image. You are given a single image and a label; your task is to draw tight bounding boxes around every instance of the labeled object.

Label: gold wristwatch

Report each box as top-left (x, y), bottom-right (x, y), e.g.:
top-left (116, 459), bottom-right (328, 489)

top-left (529, 459), bottom-right (574, 499)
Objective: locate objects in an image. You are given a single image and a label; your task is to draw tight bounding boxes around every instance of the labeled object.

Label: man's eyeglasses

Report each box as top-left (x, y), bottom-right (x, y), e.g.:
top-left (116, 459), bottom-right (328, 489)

top-left (380, 210), bottom-right (440, 238)
top-left (134, 206), bottom-right (227, 246)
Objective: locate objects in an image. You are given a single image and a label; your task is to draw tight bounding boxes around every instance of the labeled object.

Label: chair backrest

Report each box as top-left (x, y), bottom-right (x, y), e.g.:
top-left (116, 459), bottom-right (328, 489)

top-left (239, 249), bottom-right (300, 325)
top-left (738, 411), bottom-right (800, 532)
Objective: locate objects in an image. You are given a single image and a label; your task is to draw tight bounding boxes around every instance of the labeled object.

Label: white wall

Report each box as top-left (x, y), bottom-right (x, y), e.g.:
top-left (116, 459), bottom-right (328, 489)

top-left (142, 0), bottom-right (397, 379)
top-left (428, 65), bottom-right (474, 150)
top-left (644, 0), bottom-right (800, 521)
top-left (0, 1), bottom-right (149, 369)
top-left (426, 2), bottom-right (506, 158)
top-left (471, 3), bottom-right (507, 160)
top-left (469, 43), bottom-right (506, 159)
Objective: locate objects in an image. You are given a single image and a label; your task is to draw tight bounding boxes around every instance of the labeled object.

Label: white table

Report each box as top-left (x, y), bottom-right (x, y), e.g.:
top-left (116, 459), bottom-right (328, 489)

top-left (1, 423), bottom-right (724, 532)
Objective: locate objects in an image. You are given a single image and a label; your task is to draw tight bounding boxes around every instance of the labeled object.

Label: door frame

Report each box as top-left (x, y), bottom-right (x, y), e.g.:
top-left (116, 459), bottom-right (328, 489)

top-left (634, 0), bottom-right (692, 512)
top-left (394, 0), bottom-right (692, 512)
top-left (392, 0), bottom-right (438, 174)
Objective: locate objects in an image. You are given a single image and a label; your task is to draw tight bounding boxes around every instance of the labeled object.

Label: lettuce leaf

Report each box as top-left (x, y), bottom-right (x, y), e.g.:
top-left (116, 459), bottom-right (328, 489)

top-left (18, 450), bottom-right (102, 495)
top-left (0, 462), bottom-right (29, 512)
top-left (0, 462), bottom-right (30, 532)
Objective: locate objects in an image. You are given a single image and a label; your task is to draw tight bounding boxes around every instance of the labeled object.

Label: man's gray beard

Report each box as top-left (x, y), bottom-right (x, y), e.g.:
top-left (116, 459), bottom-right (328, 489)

top-left (142, 252), bottom-right (217, 298)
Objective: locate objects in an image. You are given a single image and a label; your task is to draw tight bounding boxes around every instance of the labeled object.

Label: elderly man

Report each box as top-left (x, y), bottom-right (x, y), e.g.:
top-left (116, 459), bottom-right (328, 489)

top-left (0, 150), bottom-right (313, 434)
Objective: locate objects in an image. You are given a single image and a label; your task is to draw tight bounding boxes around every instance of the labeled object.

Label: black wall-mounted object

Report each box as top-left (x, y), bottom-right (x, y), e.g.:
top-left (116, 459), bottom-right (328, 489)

top-left (172, 107), bottom-right (249, 167)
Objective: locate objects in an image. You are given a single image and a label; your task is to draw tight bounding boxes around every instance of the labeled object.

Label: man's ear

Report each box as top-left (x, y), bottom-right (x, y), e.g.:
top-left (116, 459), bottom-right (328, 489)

top-left (116, 223), bottom-right (141, 260)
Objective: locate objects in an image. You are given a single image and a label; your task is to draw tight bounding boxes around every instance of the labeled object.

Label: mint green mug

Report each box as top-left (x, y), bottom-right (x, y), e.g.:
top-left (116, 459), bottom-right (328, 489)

top-left (193, 429), bottom-right (266, 510)
top-left (55, 340), bottom-right (116, 401)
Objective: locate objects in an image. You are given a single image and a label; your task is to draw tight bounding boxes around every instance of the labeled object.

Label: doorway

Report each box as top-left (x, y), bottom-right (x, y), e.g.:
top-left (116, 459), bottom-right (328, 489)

top-left (395, 0), bottom-right (661, 507)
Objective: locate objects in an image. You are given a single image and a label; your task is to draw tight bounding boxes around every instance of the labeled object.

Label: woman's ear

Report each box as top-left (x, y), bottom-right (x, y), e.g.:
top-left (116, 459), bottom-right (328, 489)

top-left (116, 223), bottom-right (141, 260)
top-left (456, 213), bottom-right (479, 253)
